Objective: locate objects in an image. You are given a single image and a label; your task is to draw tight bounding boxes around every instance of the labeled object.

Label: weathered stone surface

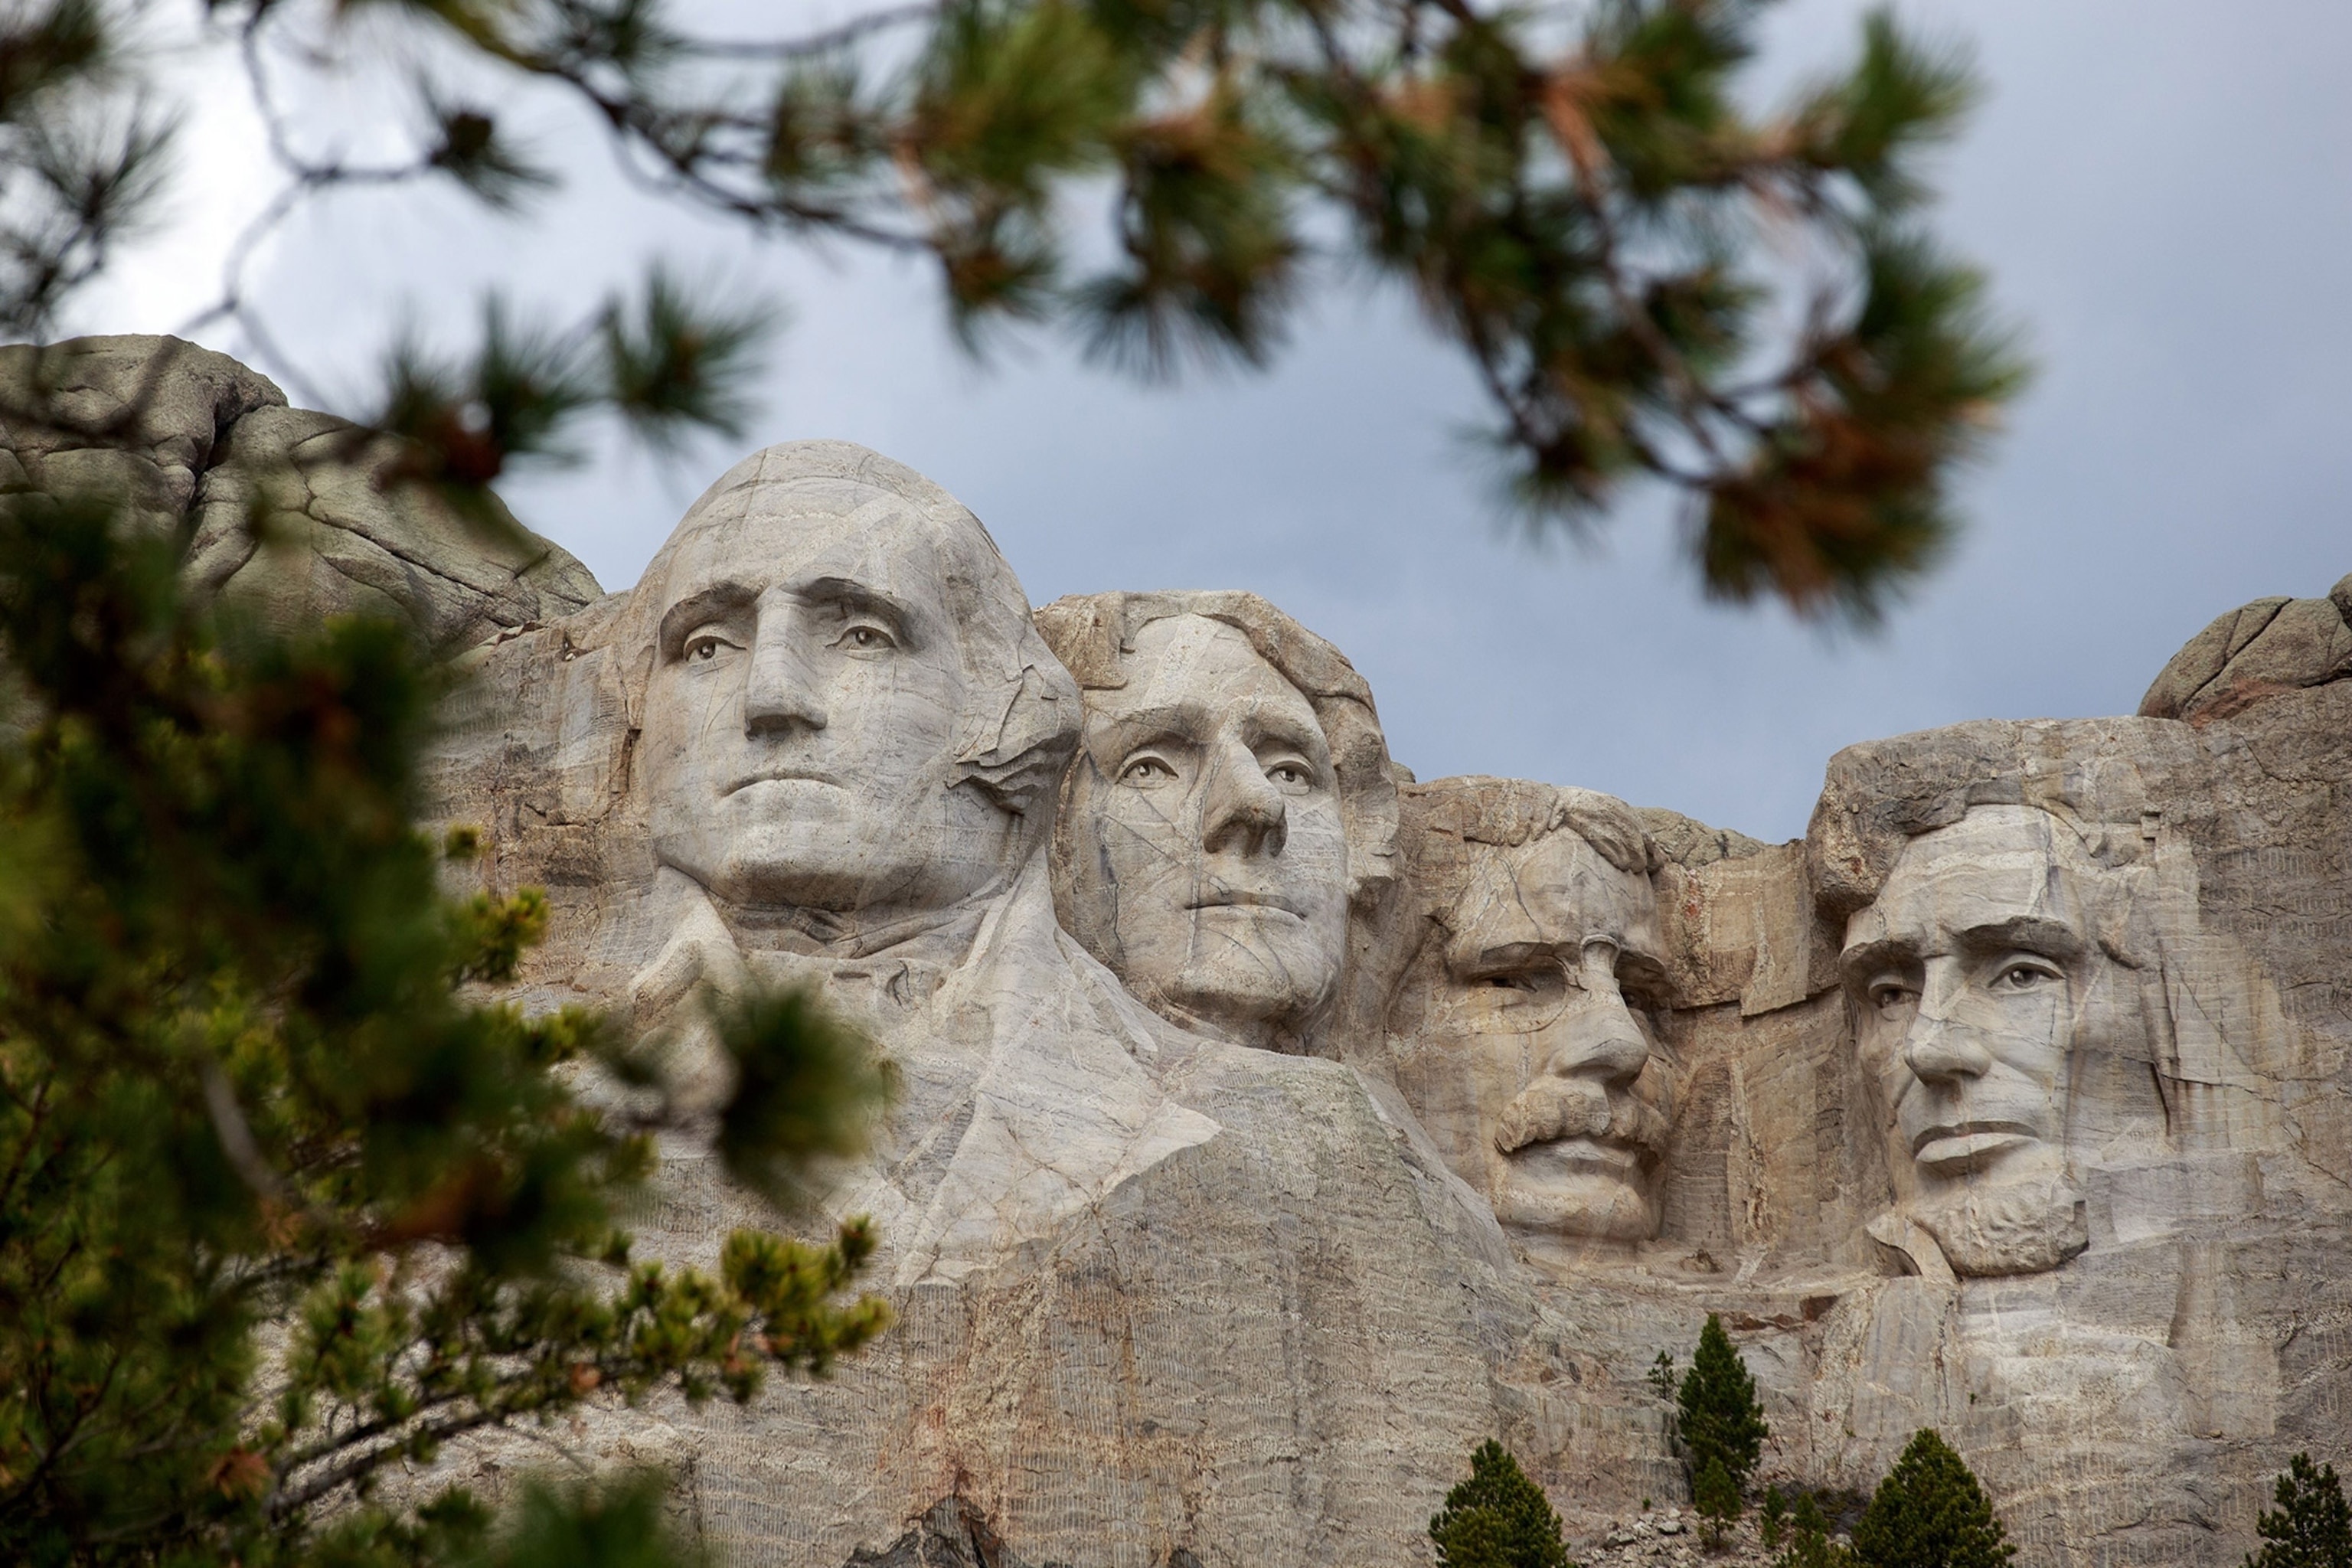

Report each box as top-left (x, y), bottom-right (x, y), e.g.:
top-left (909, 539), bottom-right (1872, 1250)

top-left (28, 338), bottom-right (2352, 1568)
top-left (2138, 576), bottom-right (2352, 722)
top-left (0, 335), bottom-right (598, 647)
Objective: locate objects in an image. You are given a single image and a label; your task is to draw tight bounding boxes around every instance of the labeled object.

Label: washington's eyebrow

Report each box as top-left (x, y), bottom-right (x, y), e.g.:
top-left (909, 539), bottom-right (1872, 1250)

top-left (658, 581), bottom-right (757, 656)
top-left (796, 576), bottom-right (916, 642)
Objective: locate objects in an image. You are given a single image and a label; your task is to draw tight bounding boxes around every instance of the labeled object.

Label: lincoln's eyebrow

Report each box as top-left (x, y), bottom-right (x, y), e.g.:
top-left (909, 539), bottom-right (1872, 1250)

top-left (658, 581), bottom-right (757, 658)
top-left (1955, 914), bottom-right (2088, 963)
top-left (1839, 937), bottom-right (1913, 987)
top-left (1094, 700), bottom-right (1220, 751)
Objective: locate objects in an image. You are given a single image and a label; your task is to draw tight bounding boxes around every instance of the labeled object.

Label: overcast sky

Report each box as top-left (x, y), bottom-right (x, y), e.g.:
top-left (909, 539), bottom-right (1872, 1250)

top-left (83, 0), bottom-right (2352, 841)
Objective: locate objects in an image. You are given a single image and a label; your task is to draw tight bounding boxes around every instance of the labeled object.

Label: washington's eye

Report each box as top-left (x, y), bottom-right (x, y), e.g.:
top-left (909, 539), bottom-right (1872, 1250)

top-left (1119, 755), bottom-right (1178, 786)
top-left (684, 632), bottom-right (736, 662)
top-left (836, 622), bottom-right (897, 652)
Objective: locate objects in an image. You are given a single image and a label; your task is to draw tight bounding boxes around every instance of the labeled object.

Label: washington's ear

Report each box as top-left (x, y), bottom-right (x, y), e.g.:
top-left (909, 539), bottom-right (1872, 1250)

top-left (956, 641), bottom-right (1081, 817)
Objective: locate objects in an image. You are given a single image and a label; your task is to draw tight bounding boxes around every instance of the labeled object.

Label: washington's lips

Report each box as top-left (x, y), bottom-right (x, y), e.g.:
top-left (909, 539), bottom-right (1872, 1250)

top-left (724, 769), bottom-right (838, 796)
top-left (1911, 1119), bottom-right (2040, 1166)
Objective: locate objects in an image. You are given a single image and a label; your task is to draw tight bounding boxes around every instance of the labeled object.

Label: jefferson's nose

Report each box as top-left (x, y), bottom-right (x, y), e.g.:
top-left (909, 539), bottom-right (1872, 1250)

top-left (1199, 737), bottom-right (1286, 858)
top-left (743, 601), bottom-right (828, 737)
top-left (1537, 946), bottom-right (1648, 1087)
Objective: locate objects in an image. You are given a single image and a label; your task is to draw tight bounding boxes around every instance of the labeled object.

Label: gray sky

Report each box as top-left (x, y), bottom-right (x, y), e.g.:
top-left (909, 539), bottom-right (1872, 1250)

top-left (87, 0), bottom-right (2352, 841)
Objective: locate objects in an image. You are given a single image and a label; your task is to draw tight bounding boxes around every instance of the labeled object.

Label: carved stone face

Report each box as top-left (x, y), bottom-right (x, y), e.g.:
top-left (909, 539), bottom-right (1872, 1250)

top-left (1399, 828), bottom-right (1674, 1242)
top-left (1840, 805), bottom-right (2129, 1275)
top-left (639, 484), bottom-right (1017, 916)
top-left (1060, 614), bottom-right (1351, 1049)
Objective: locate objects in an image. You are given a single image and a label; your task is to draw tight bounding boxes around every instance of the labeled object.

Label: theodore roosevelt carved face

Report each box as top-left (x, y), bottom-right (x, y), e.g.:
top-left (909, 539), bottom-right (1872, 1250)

top-left (1390, 786), bottom-right (1676, 1243)
top-left (1838, 804), bottom-right (2152, 1276)
top-left (635, 449), bottom-right (1070, 923)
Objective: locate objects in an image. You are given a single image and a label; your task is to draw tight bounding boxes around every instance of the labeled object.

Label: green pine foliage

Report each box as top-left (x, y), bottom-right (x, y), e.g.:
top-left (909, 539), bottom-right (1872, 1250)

top-left (1430, 1440), bottom-right (1575, 1568)
top-left (2246, 1453), bottom-right (2352, 1568)
top-left (0, 0), bottom-right (2026, 622)
top-left (1778, 1492), bottom-right (1857, 1568)
top-left (1676, 1314), bottom-right (1770, 1496)
top-left (0, 486), bottom-right (892, 1566)
top-left (1694, 1457), bottom-right (1740, 1544)
top-left (1849, 1430), bottom-right (2015, 1568)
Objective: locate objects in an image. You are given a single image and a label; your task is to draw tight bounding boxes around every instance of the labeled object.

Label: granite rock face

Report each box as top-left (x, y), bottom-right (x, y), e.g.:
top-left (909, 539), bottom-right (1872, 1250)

top-left (0, 335), bottom-right (599, 647)
top-left (20, 338), bottom-right (2352, 1568)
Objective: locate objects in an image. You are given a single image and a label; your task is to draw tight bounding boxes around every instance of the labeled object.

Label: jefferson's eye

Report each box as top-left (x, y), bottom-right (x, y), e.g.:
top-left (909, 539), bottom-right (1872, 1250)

top-left (837, 622), bottom-right (897, 652)
top-left (1266, 761), bottom-right (1312, 792)
top-left (1119, 756), bottom-right (1178, 786)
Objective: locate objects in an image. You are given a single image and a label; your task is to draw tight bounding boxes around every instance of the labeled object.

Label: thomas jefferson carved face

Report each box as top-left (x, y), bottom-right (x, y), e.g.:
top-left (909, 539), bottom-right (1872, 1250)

top-left (1060, 614), bottom-right (1352, 1049)
top-left (1840, 805), bottom-right (2156, 1276)
top-left (1396, 820), bottom-right (1675, 1243)
top-left (639, 482), bottom-right (1018, 916)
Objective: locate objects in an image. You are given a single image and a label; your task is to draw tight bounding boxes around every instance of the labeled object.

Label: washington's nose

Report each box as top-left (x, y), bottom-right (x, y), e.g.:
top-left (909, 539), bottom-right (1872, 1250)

top-left (1200, 737), bottom-right (1286, 858)
top-left (743, 603), bottom-right (828, 737)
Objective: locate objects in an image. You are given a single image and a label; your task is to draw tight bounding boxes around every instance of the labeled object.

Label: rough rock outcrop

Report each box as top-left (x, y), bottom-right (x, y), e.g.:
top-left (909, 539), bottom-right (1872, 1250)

top-left (21, 338), bottom-right (2352, 1568)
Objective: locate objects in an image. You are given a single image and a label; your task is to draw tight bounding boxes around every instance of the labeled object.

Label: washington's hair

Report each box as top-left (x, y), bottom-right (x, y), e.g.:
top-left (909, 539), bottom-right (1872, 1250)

top-left (1034, 589), bottom-right (1399, 901)
top-left (612, 440), bottom-right (1080, 825)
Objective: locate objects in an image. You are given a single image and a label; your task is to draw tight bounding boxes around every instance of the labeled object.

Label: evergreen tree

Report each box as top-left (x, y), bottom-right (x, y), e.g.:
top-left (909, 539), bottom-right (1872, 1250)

top-left (1694, 1457), bottom-right (1740, 1546)
top-left (1776, 1493), bottom-right (1857, 1568)
top-left (1849, 1430), bottom-right (2014, 1568)
top-left (2246, 1453), bottom-right (2352, 1568)
top-left (0, 488), bottom-right (892, 1565)
top-left (1430, 1440), bottom-right (1574, 1568)
top-left (0, 0), bottom-right (2027, 622)
top-left (1676, 1314), bottom-right (1770, 1496)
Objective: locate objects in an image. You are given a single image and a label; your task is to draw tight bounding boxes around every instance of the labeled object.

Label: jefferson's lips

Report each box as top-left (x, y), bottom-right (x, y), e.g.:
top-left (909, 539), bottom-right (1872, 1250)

top-left (1911, 1120), bottom-right (2039, 1161)
top-left (1187, 890), bottom-right (1305, 916)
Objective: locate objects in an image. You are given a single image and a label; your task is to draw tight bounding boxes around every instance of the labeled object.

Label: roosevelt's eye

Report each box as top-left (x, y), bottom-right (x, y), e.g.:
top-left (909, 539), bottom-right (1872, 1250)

top-left (835, 622), bottom-right (897, 652)
top-left (1989, 957), bottom-right (2062, 992)
top-left (1119, 755), bottom-right (1178, 786)
top-left (1487, 972), bottom-right (1540, 991)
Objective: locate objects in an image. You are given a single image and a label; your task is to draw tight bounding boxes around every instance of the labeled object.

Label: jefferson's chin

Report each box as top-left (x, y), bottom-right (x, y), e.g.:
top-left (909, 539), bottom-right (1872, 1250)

top-left (1495, 1141), bottom-right (1658, 1241)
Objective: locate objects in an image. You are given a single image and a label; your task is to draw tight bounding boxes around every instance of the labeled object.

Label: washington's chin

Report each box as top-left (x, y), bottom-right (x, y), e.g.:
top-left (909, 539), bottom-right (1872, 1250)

top-left (1494, 1146), bottom-right (1659, 1241)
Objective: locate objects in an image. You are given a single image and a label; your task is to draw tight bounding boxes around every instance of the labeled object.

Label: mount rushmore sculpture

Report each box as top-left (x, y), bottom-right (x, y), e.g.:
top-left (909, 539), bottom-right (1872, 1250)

top-left (14, 336), bottom-right (2352, 1568)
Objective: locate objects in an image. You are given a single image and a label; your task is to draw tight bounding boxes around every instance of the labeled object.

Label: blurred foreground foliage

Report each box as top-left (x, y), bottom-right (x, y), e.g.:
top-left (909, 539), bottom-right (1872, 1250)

top-left (0, 483), bottom-right (892, 1566)
top-left (3, 0), bottom-right (2024, 622)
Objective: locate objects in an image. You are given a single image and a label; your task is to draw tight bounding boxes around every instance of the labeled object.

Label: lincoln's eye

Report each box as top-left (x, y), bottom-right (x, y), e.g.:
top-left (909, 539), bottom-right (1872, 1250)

top-left (1991, 960), bottom-right (2057, 991)
top-left (1266, 761), bottom-right (1312, 792)
top-left (1120, 756), bottom-right (1178, 786)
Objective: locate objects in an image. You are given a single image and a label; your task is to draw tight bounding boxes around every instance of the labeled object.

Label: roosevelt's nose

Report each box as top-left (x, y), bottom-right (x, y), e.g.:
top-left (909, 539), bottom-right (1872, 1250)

top-left (1902, 969), bottom-right (1994, 1085)
top-left (1537, 946), bottom-right (1648, 1087)
top-left (743, 599), bottom-right (828, 737)
top-left (1199, 736), bottom-right (1286, 858)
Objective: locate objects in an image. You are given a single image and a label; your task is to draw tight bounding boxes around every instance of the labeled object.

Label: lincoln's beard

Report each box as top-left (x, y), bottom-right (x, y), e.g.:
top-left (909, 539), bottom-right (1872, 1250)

top-left (1913, 1172), bottom-right (2089, 1277)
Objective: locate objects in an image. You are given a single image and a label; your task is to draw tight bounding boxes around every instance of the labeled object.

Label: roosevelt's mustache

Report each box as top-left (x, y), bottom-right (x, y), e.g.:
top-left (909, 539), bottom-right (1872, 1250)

top-left (1494, 1076), bottom-right (1669, 1159)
